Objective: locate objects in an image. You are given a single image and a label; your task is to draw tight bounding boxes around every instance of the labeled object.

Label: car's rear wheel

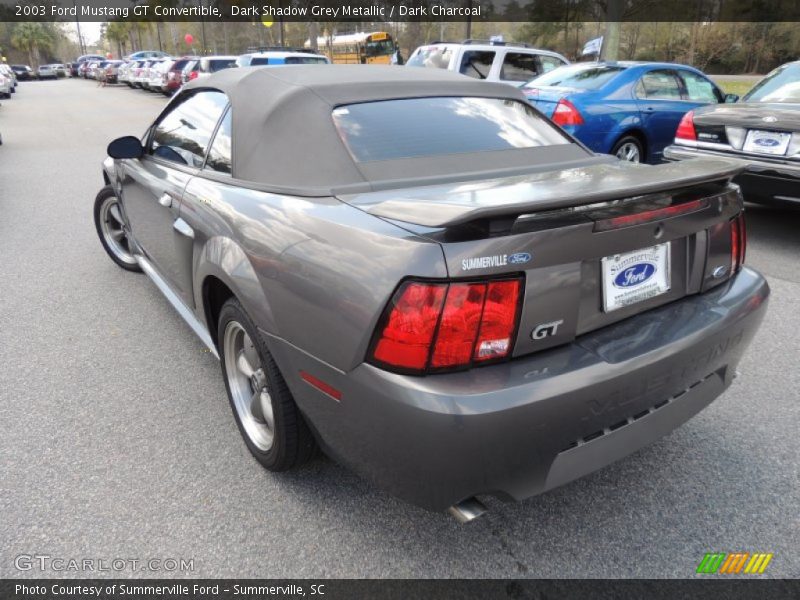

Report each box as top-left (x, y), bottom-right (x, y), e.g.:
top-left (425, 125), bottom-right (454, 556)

top-left (218, 298), bottom-right (317, 471)
top-left (93, 185), bottom-right (141, 272)
top-left (612, 135), bottom-right (644, 163)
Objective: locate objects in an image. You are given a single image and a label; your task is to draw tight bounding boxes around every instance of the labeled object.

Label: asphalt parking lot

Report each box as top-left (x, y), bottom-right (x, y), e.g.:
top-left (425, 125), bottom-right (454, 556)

top-left (0, 79), bottom-right (798, 579)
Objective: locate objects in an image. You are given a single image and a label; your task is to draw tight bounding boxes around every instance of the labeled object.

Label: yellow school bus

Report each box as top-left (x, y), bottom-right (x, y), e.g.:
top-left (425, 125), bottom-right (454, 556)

top-left (308, 32), bottom-right (395, 65)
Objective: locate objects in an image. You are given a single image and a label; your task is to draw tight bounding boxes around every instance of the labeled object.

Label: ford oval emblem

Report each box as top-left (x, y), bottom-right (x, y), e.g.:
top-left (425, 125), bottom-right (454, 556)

top-left (762, 116), bottom-right (778, 123)
top-left (755, 137), bottom-right (780, 147)
top-left (509, 252), bottom-right (532, 265)
top-left (614, 263), bottom-right (656, 288)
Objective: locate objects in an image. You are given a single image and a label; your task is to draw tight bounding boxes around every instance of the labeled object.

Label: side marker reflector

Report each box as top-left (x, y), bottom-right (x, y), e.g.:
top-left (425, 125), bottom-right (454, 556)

top-left (300, 371), bottom-right (342, 401)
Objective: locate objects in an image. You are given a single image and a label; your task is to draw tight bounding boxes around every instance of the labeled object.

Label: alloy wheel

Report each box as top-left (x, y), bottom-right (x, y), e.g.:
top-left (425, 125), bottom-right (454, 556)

top-left (223, 321), bottom-right (274, 452)
top-left (99, 195), bottom-right (137, 266)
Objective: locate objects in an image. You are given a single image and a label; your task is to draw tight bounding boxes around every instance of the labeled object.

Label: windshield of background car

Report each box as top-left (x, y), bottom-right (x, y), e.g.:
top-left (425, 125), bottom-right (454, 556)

top-left (208, 59), bottom-right (236, 72)
top-left (366, 39), bottom-right (394, 57)
top-left (743, 63), bottom-right (800, 102)
top-left (285, 56), bottom-right (328, 64)
top-left (407, 46), bottom-right (452, 69)
top-left (526, 64), bottom-right (625, 89)
top-left (332, 97), bottom-right (570, 162)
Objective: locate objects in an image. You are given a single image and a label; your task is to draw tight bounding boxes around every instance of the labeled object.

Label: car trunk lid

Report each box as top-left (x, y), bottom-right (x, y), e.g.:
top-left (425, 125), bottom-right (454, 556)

top-left (340, 157), bottom-right (745, 361)
top-left (690, 102), bottom-right (800, 149)
top-left (521, 86), bottom-right (582, 117)
top-left (339, 157), bottom-right (742, 228)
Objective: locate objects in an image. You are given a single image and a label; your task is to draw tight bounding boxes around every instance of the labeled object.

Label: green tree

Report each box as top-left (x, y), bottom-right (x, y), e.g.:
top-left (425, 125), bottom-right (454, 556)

top-left (11, 22), bottom-right (55, 68)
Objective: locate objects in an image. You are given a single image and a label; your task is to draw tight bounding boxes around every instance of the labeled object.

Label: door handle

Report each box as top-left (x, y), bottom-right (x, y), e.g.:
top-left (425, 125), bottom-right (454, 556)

top-left (158, 193), bottom-right (172, 208)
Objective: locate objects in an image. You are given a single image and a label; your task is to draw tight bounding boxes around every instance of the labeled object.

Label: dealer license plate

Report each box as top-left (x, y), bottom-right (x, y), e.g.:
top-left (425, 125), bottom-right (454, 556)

top-left (743, 130), bottom-right (791, 155)
top-left (601, 243), bottom-right (671, 312)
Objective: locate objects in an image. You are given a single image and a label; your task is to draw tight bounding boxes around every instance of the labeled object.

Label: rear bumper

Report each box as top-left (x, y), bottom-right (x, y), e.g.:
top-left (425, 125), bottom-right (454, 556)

top-left (268, 267), bottom-right (769, 511)
top-left (664, 144), bottom-right (800, 205)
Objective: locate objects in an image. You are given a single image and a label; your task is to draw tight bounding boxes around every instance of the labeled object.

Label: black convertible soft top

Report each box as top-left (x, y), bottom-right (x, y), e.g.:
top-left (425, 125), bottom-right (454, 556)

top-left (182, 65), bottom-right (591, 196)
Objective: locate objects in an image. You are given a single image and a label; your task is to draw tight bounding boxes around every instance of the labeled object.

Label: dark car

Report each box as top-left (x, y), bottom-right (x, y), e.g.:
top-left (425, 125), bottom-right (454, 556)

top-left (665, 61), bottom-right (800, 206)
top-left (11, 65), bottom-right (33, 81)
top-left (522, 61), bottom-right (733, 163)
top-left (164, 56), bottom-right (196, 95)
top-left (93, 66), bottom-right (768, 520)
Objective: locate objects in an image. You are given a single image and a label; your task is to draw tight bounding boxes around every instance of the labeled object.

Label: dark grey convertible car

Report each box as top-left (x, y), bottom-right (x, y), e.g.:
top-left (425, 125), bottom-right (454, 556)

top-left (94, 66), bottom-right (769, 520)
top-left (665, 61), bottom-right (800, 206)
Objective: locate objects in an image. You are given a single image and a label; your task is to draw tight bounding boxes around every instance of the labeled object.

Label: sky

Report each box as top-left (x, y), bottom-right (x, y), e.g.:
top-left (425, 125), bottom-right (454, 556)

top-left (68, 22), bottom-right (103, 48)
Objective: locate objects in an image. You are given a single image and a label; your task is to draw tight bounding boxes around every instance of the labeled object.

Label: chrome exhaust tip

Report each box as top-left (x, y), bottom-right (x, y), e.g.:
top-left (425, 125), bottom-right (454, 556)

top-left (448, 497), bottom-right (488, 523)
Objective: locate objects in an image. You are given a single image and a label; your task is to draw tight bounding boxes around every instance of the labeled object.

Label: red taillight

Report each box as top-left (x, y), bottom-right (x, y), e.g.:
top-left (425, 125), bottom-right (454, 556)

top-left (370, 278), bottom-right (523, 374)
top-left (676, 110), bottom-right (697, 141)
top-left (372, 282), bottom-right (447, 371)
top-left (731, 213), bottom-right (746, 273)
top-left (552, 99), bottom-right (584, 127)
top-left (430, 283), bottom-right (486, 368)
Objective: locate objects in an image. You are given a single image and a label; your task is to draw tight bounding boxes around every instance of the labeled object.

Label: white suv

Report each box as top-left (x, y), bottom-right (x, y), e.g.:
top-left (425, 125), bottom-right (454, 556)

top-left (407, 40), bottom-right (568, 86)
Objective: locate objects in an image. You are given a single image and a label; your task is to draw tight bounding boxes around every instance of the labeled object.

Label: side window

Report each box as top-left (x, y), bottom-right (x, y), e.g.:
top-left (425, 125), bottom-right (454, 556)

top-left (205, 109), bottom-right (232, 175)
top-left (538, 55), bottom-right (566, 74)
top-left (636, 70), bottom-right (682, 100)
top-left (459, 50), bottom-right (495, 79)
top-left (678, 70), bottom-right (722, 103)
top-left (501, 52), bottom-right (539, 82)
top-left (149, 91), bottom-right (228, 168)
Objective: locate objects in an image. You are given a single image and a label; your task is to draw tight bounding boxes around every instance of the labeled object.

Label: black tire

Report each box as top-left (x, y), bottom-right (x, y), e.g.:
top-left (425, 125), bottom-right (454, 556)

top-left (611, 135), bottom-right (645, 163)
top-left (218, 297), bottom-right (317, 471)
top-left (93, 185), bottom-right (141, 272)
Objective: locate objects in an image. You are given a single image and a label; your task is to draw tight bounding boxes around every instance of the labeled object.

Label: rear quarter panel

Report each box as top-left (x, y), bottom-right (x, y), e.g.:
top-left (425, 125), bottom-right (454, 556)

top-left (180, 176), bottom-right (448, 372)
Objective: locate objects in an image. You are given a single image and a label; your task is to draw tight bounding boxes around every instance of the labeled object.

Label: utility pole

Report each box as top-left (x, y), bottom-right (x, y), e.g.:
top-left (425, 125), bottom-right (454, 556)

top-left (74, 1), bottom-right (85, 55)
top-left (601, 0), bottom-right (622, 61)
top-left (199, 0), bottom-right (207, 54)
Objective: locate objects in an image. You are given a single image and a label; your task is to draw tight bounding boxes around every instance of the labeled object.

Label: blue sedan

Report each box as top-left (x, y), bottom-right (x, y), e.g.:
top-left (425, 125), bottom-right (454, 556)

top-left (521, 61), bottom-right (737, 163)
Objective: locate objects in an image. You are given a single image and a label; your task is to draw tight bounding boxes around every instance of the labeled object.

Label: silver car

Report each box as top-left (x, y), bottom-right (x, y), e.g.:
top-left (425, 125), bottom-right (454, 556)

top-left (0, 71), bottom-right (11, 98)
top-left (94, 66), bottom-right (768, 519)
top-left (37, 64), bottom-right (57, 80)
top-left (0, 64), bottom-right (16, 94)
top-left (147, 59), bottom-right (174, 93)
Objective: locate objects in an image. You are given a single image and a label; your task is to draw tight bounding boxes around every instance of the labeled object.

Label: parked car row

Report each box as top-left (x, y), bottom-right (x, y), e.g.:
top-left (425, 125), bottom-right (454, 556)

top-left (79, 49), bottom-right (330, 97)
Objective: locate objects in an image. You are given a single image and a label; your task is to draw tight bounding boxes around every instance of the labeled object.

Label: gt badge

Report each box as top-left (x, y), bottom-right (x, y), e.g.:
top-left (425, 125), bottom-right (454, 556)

top-left (532, 320), bottom-right (564, 340)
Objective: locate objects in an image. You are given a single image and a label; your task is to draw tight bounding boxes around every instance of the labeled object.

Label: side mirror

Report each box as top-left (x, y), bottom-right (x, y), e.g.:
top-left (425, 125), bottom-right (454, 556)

top-left (724, 93), bottom-right (740, 103)
top-left (107, 135), bottom-right (143, 159)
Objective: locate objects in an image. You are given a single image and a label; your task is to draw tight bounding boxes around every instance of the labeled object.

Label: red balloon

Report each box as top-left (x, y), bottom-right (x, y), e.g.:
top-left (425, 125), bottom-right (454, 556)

top-left (184, 34), bottom-right (194, 45)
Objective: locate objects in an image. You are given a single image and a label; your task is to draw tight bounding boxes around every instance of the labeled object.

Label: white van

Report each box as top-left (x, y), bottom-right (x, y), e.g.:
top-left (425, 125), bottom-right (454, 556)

top-left (407, 39), bottom-right (569, 86)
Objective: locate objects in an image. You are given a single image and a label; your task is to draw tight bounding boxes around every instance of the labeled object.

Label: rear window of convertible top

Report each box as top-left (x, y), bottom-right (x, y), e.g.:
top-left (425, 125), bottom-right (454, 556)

top-left (331, 96), bottom-right (569, 162)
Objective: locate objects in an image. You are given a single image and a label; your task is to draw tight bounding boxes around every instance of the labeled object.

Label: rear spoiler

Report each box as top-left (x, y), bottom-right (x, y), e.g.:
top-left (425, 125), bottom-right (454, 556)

top-left (338, 157), bottom-right (745, 228)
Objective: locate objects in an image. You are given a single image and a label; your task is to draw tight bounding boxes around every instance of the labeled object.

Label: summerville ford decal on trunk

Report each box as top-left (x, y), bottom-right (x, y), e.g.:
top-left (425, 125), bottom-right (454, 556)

top-left (461, 252), bottom-right (531, 271)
